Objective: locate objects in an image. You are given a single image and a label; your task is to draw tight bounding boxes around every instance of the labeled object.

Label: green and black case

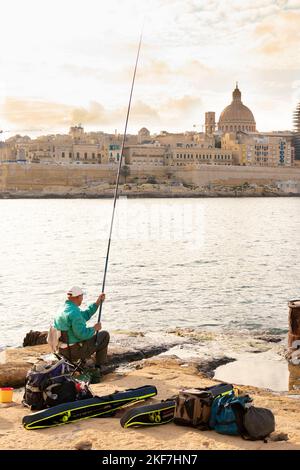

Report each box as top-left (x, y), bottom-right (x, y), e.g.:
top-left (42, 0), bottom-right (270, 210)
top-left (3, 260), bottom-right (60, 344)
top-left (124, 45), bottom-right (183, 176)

top-left (120, 400), bottom-right (176, 428)
top-left (23, 385), bottom-right (157, 429)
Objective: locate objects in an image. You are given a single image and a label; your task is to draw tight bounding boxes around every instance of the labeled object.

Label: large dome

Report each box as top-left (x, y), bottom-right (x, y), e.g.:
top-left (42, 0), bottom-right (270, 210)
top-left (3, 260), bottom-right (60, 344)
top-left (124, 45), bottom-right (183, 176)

top-left (218, 84), bottom-right (256, 132)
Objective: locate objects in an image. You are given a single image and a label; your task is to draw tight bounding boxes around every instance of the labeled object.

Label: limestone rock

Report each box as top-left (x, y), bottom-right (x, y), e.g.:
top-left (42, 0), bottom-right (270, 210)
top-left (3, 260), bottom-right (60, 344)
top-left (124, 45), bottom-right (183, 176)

top-left (0, 335), bottom-right (185, 387)
top-left (269, 432), bottom-right (289, 442)
top-left (74, 440), bottom-right (93, 450)
top-left (0, 344), bottom-right (52, 387)
top-left (0, 361), bottom-right (31, 387)
top-left (23, 330), bottom-right (48, 347)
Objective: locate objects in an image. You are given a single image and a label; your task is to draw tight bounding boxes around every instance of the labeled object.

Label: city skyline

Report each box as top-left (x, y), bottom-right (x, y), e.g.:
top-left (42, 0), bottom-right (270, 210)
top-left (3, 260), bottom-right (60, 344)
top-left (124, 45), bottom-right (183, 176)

top-left (0, 0), bottom-right (300, 138)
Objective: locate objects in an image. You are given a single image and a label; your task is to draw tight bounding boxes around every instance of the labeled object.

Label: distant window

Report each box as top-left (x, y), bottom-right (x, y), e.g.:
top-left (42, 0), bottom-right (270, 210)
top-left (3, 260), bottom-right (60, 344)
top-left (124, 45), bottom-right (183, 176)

top-left (84, 153), bottom-right (87, 159)
top-left (76, 152), bottom-right (80, 160)
top-left (62, 152), bottom-right (65, 158)
top-left (69, 152), bottom-right (72, 158)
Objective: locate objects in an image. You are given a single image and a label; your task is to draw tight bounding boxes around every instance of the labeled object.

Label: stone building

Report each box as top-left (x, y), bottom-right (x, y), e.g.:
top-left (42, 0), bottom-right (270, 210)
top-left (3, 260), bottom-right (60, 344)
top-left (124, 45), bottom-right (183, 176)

top-left (218, 84), bottom-right (256, 133)
top-left (293, 102), bottom-right (300, 161)
top-left (222, 131), bottom-right (293, 166)
top-left (125, 143), bottom-right (167, 166)
top-left (154, 131), bottom-right (196, 147)
top-left (0, 142), bottom-right (17, 163)
top-left (172, 144), bottom-right (232, 167)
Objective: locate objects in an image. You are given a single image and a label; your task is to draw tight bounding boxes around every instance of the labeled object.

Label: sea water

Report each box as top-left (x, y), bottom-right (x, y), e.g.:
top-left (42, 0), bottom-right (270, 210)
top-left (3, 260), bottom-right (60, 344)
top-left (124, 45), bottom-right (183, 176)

top-left (0, 197), bottom-right (299, 351)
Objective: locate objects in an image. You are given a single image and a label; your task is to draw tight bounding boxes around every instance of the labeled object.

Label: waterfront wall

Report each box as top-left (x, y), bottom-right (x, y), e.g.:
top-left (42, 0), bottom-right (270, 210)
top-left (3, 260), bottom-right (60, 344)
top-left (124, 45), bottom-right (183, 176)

top-left (1, 163), bottom-right (300, 194)
top-left (175, 165), bottom-right (300, 186)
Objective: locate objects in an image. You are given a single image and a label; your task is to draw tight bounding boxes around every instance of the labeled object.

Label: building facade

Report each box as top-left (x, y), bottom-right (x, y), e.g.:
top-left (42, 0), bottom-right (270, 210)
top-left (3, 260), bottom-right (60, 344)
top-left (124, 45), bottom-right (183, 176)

top-left (222, 131), bottom-right (293, 166)
top-left (172, 144), bottom-right (233, 167)
top-left (293, 102), bottom-right (300, 161)
top-left (125, 144), bottom-right (167, 166)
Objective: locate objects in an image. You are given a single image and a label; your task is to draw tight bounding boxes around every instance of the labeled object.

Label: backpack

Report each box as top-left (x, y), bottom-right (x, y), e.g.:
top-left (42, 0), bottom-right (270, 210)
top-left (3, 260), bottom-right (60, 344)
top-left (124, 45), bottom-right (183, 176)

top-left (173, 383), bottom-right (233, 430)
top-left (209, 392), bottom-right (275, 440)
top-left (22, 358), bottom-right (92, 410)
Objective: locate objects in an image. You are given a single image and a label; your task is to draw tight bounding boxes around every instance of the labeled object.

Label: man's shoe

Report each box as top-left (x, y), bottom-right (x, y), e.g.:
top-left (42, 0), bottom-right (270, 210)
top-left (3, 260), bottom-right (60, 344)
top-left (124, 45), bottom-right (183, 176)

top-left (90, 368), bottom-right (102, 384)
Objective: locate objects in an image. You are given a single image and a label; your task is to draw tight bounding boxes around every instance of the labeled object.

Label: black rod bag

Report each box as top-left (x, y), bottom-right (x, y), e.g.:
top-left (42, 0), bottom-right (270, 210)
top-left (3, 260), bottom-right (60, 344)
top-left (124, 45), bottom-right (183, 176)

top-left (23, 385), bottom-right (157, 429)
top-left (120, 400), bottom-right (176, 428)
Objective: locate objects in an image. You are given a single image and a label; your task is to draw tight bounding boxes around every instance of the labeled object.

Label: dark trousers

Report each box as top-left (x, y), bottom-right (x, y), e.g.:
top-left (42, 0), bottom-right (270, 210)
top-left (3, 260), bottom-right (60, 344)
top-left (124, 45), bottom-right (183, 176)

top-left (59, 331), bottom-right (110, 366)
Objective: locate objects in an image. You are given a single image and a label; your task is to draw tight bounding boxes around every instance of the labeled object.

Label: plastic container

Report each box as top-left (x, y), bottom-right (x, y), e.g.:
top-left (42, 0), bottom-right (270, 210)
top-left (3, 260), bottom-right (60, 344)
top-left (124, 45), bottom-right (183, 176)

top-left (0, 387), bottom-right (14, 403)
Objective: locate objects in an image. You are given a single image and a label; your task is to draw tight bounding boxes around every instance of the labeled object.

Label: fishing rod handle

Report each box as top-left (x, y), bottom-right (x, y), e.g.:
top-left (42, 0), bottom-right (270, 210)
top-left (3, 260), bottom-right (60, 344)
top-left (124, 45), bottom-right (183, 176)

top-left (95, 300), bottom-right (103, 346)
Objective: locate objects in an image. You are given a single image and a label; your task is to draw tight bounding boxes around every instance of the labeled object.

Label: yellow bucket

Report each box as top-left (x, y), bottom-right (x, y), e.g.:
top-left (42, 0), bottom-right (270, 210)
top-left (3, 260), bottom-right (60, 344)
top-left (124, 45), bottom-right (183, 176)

top-left (0, 387), bottom-right (14, 403)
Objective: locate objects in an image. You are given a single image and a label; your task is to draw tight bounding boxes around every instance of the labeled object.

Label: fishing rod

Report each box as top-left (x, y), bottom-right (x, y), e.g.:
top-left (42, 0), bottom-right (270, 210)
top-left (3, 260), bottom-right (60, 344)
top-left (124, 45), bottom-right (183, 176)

top-left (96, 29), bottom-right (143, 345)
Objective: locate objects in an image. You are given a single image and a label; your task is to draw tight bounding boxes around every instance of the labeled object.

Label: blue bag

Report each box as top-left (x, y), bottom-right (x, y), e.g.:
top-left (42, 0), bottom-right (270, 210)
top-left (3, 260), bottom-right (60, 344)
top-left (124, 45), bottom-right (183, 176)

top-left (209, 392), bottom-right (252, 436)
top-left (22, 359), bottom-right (84, 410)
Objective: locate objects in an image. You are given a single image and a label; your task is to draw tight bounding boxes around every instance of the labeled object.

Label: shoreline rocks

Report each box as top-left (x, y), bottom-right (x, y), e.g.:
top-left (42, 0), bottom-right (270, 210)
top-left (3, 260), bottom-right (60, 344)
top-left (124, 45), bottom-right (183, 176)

top-left (0, 328), bottom-right (289, 390)
top-left (0, 181), bottom-right (299, 199)
top-left (23, 330), bottom-right (48, 347)
top-left (0, 332), bottom-right (191, 387)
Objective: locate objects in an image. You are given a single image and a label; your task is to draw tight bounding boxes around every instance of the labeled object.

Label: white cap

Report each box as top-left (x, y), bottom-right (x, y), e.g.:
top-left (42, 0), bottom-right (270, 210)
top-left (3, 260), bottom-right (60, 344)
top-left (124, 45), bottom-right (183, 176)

top-left (67, 286), bottom-right (86, 297)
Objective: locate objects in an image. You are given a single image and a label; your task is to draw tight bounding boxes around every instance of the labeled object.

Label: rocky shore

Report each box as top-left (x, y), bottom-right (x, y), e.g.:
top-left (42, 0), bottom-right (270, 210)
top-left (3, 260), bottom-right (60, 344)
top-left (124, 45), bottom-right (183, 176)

top-left (0, 182), bottom-right (298, 198)
top-left (0, 329), bottom-right (300, 450)
top-left (0, 330), bottom-right (190, 387)
top-left (0, 328), bottom-right (288, 389)
top-left (0, 355), bottom-right (299, 450)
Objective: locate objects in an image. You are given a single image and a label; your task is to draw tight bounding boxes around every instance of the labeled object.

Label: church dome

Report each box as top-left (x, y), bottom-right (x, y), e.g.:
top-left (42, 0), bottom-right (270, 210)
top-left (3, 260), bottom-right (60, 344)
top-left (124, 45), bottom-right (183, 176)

top-left (138, 127), bottom-right (150, 134)
top-left (218, 84), bottom-right (256, 133)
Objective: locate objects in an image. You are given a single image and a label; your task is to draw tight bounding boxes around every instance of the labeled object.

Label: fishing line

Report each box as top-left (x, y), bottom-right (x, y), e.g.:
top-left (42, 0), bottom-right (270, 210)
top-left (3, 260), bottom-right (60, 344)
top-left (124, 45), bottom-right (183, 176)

top-left (96, 27), bottom-right (143, 344)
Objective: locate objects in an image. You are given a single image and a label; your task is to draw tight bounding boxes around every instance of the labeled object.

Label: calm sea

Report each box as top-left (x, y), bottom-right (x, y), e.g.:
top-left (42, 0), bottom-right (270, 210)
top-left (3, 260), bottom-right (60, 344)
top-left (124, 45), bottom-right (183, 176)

top-left (1, 197), bottom-right (300, 348)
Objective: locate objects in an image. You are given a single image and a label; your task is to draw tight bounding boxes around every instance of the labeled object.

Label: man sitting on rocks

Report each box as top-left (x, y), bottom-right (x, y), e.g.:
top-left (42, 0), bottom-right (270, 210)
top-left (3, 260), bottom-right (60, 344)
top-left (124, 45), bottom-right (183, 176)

top-left (54, 286), bottom-right (110, 383)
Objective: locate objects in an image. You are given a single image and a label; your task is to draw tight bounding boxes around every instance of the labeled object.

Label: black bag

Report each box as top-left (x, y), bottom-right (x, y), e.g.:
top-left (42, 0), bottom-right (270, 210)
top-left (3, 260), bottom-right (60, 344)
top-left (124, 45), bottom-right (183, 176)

top-left (22, 359), bottom-right (92, 410)
top-left (43, 380), bottom-right (78, 408)
top-left (241, 406), bottom-right (275, 440)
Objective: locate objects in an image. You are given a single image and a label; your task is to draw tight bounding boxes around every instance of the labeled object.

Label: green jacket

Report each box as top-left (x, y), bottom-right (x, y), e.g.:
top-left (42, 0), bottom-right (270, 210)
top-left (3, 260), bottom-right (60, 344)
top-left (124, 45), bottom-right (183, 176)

top-left (54, 300), bottom-right (98, 344)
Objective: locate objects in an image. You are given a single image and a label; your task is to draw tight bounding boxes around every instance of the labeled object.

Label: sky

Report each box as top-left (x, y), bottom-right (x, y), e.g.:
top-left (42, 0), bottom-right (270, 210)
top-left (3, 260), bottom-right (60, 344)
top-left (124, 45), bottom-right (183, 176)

top-left (0, 0), bottom-right (300, 138)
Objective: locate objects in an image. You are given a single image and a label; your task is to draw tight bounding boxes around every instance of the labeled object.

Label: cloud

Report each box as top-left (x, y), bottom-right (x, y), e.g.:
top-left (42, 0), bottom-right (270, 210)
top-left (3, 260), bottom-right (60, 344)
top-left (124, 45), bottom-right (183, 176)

top-left (1, 94), bottom-right (203, 133)
top-left (158, 95), bottom-right (203, 129)
top-left (63, 59), bottom-right (172, 84)
top-left (0, 97), bottom-right (160, 130)
top-left (162, 95), bottom-right (202, 114)
top-left (62, 58), bottom-right (212, 89)
top-left (254, 11), bottom-right (300, 65)
top-left (1, 97), bottom-right (72, 129)
top-left (1, 97), bottom-right (121, 129)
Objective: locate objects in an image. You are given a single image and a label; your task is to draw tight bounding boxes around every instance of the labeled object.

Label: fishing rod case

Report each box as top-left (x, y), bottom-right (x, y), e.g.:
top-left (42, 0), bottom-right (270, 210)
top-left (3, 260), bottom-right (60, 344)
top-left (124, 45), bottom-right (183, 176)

top-left (120, 400), bottom-right (176, 428)
top-left (22, 385), bottom-right (157, 430)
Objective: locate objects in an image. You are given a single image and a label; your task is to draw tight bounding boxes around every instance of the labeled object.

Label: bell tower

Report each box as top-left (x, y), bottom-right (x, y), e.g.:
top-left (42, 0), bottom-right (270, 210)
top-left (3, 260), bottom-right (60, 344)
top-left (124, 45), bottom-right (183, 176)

top-left (205, 112), bottom-right (216, 135)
